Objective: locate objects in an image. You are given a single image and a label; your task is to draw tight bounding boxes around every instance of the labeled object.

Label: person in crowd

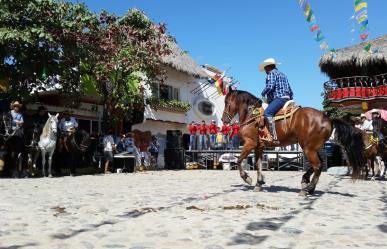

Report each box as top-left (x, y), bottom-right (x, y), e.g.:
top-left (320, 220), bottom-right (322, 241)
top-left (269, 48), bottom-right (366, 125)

top-left (9, 101), bottom-right (24, 132)
top-left (230, 121), bottom-right (240, 149)
top-left (356, 113), bottom-right (373, 133)
top-left (188, 121), bottom-right (197, 150)
top-left (259, 58), bottom-right (293, 143)
top-left (197, 120), bottom-right (208, 150)
top-left (125, 132), bottom-right (141, 166)
top-left (103, 129), bottom-right (115, 174)
top-left (148, 136), bottom-right (160, 166)
top-left (208, 120), bottom-right (219, 149)
top-left (33, 106), bottom-right (48, 132)
top-left (221, 123), bottom-right (231, 149)
top-left (116, 134), bottom-right (126, 153)
top-left (58, 110), bottom-right (78, 148)
top-left (138, 140), bottom-right (150, 167)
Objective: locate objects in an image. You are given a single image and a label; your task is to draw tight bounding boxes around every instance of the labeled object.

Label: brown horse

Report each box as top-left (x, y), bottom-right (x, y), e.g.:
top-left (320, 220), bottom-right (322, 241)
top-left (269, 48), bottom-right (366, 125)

top-left (222, 90), bottom-right (365, 196)
top-left (360, 131), bottom-right (379, 179)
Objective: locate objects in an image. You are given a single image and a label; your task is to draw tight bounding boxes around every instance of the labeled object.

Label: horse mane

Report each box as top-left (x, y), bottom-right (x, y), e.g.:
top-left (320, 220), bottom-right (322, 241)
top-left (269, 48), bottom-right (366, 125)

top-left (233, 90), bottom-right (262, 106)
top-left (41, 116), bottom-right (53, 138)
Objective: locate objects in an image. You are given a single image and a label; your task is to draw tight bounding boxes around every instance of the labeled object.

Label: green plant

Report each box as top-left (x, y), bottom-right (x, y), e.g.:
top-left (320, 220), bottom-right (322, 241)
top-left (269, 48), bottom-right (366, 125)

top-left (149, 97), bottom-right (191, 112)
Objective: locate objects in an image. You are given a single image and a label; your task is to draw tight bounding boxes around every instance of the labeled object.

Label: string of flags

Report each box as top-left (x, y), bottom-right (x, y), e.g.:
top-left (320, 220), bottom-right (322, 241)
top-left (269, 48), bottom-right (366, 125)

top-left (297, 0), bottom-right (336, 56)
top-left (353, 0), bottom-right (376, 53)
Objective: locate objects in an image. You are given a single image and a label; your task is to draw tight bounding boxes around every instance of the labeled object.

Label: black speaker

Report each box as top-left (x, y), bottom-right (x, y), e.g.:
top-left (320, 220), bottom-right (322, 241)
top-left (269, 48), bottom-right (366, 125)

top-left (166, 130), bottom-right (182, 149)
top-left (164, 148), bottom-right (185, 169)
top-left (182, 134), bottom-right (190, 150)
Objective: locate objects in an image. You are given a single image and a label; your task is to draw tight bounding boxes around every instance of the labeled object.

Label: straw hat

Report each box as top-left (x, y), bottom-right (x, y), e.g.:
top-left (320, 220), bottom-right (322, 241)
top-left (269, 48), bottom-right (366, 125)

top-left (371, 109), bottom-right (380, 114)
top-left (10, 101), bottom-right (22, 108)
top-left (360, 113), bottom-right (366, 118)
top-left (259, 58), bottom-right (281, 72)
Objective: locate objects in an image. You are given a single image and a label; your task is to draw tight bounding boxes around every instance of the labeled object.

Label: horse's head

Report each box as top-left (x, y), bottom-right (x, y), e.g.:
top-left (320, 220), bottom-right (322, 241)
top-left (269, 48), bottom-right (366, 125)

top-left (372, 116), bottom-right (384, 136)
top-left (222, 89), bottom-right (262, 124)
top-left (222, 90), bottom-right (239, 125)
top-left (47, 113), bottom-right (59, 135)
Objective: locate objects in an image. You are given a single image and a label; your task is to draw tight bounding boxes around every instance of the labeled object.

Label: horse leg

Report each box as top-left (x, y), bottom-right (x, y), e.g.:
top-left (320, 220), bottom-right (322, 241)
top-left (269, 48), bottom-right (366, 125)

top-left (253, 147), bottom-right (265, 192)
top-left (300, 149), bottom-right (322, 196)
top-left (370, 158), bottom-right (376, 181)
top-left (237, 138), bottom-right (257, 185)
top-left (41, 150), bottom-right (46, 177)
top-left (301, 167), bottom-right (314, 193)
top-left (48, 150), bottom-right (54, 178)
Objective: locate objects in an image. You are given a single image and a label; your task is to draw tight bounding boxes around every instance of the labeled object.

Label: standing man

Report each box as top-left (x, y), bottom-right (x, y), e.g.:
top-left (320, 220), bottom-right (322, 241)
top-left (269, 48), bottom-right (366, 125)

top-left (103, 129), bottom-right (115, 174)
top-left (58, 110), bottom-right (78, 150)
top-left (197, 120), bottom-right (208, 150)
top-left (208, 120), bottom-right (218, 149)
top-left (259, 58), bottom-right (293, 143)
top-left (221, 122), bottom-right (231, 149)
top-left (230, 121), bottom-right (240, 149)
top-left (125, 132), bottom-right (141, 167)
top-left (188, 121), bottom-right (197, 150)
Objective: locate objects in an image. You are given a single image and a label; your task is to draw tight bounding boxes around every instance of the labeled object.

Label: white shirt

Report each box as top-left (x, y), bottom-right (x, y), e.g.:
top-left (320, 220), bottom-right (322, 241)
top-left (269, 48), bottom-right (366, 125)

top-left (358, 119), bottom-right (373, 132)
top-left (58, 117), bottom-right (78, 131)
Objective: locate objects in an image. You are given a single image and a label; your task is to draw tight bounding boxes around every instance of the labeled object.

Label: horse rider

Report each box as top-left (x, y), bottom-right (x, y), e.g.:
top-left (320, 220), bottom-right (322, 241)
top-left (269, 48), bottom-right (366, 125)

top-left (370, 109), bottom-right (383, 140)
top-left (58, 110), bottom-right (78, 151)
top-left (356, 113), bottom-right (373, 133)
top-left (33, 106), bottom-right (48, 133)
top-left (259, 58), bottom-right (293, 143)
top-left (9, 101), bottom-right (24, 136)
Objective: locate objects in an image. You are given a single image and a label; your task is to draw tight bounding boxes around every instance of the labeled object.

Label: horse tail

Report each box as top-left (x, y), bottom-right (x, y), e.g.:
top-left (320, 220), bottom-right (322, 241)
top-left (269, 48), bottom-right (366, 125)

top-left (332, 119), bottom-right (365, 179)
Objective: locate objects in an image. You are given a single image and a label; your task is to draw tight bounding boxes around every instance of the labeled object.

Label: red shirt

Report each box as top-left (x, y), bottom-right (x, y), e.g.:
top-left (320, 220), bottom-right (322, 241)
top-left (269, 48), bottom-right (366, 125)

top-left (230, 124), bottom-right (240, 138)
top-left (188, 125), bottom-right (197, 135)
top-left (221, 125), bottom-right (231, 135)
top-left (197, 124), bottom-right (208, 135)
top-left (209, 124), bottom-right (218, 134)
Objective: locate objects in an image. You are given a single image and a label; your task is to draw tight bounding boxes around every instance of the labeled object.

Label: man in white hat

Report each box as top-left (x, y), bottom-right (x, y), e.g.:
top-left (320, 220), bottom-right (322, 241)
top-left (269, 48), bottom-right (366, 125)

top-left (357, 113), bottom-right (373, 133)
top-left (259, 58), bottom-right (293, 143)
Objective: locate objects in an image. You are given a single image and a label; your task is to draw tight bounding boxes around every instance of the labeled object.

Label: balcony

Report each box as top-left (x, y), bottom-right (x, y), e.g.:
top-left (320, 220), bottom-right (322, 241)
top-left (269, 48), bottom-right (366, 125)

top-left (148, 98), bottom-right (191, 113)
top-left (324, 73), bottom-right (387, 103)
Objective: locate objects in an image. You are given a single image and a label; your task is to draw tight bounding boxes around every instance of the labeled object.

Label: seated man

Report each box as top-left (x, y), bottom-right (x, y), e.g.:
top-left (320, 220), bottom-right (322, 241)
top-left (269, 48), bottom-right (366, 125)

top-left (357, 113), bottom-right (373, 133)
top-left (259, 58), bottom-right (293, 143)
top-left (124, 133), bottom-right (141, 166)
top-left (9, 101), bottom-right (24, 135)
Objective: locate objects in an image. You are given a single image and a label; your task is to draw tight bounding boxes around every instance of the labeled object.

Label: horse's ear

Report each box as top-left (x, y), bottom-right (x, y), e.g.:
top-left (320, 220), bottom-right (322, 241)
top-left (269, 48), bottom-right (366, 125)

top-left (55, 113), bottom-right (59, 118)
top-left (48, 112), bottom-right (52, 117)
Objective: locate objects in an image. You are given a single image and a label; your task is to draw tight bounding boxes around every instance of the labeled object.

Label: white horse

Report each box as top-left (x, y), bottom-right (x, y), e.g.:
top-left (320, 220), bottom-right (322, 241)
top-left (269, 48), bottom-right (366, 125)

top-left (38, 113), bottom-right (59, 177)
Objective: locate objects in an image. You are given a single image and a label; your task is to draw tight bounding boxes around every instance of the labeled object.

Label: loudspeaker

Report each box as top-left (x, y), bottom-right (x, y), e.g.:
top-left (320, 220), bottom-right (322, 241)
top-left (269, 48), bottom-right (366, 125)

top-left (164, 148), bottom-right (185, 169)
top-left (182, 134), bottom-right (190, 150)
top-left (166, 130), bottom-right (182, 149)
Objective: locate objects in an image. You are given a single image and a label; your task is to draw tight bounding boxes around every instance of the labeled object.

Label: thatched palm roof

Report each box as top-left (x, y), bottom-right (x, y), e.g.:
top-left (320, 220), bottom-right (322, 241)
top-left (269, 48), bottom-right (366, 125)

top-left (320, 35), bottom-right (387, 79)
top-left (162, 42), bottom-right (208, 78)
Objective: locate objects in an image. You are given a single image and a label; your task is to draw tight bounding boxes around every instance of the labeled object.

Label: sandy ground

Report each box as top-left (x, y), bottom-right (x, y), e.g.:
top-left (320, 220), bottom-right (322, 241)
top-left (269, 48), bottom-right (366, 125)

top-left (0, 170), bottom-right (386, 249)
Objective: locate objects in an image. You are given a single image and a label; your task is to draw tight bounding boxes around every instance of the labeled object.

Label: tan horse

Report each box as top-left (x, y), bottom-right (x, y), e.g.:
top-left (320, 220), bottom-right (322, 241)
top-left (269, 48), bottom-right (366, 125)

top-left (222, 90), bottom-right (365, 196)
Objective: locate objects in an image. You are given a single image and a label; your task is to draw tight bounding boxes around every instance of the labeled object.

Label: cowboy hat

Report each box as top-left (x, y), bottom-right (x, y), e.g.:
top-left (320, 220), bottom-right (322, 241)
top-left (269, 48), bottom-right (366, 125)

top-left (259, 58), bottom-right (281, 72)
top-left (360, 113), bottom-right (366, 118)
top-left (10, 101), bottom-right (22, 108)
top-left (370, 109), bottom-right (380, 114)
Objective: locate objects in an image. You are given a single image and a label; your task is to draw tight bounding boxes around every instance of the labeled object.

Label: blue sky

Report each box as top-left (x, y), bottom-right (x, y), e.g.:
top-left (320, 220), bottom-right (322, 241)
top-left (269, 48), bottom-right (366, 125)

top-left (68, 0), bottom-right (387, 109)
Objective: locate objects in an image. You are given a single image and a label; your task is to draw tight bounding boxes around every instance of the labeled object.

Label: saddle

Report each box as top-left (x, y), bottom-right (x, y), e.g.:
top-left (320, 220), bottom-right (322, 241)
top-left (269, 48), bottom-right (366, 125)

top-left (252, 100), bottom-right (300, 144)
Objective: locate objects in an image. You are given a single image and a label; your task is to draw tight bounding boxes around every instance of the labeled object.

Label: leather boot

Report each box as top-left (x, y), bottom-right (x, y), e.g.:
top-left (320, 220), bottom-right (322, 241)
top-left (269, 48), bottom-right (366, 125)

top-left (267, 117), bottom-right (279, 144)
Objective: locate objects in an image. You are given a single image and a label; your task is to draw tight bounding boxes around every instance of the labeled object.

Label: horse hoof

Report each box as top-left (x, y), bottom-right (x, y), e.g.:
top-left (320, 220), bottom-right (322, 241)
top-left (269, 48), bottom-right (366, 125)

top-left (48, 174), bottom-right (53, 178)
top-left (253, 186), bottom-right (263, 192)
top-left (371, 177), bottom-right (376, 181)
top-left (245, 176), bottom-right (253, 185)
top-left (299, 190), bottom-right (308, 197)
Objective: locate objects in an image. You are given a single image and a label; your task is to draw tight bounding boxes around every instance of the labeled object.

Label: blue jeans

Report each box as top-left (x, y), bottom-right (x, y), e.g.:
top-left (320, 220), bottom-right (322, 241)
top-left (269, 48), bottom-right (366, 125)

top-left (189, 134), bottom-right (196, 150)
top-left (199, 134), bottom-right (207, 150)
top-left (232, 136), bottom-right (240, 149)
top-left (222, 135), bottom-right (229, 149)
top-left (210, 134), bottom-right (216, 147)
top-left (264, 98), bottom-right (288, 118)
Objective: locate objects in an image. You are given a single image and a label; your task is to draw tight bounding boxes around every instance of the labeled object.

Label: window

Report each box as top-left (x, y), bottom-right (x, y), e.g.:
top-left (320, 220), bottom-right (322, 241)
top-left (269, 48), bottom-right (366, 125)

top-left (158, 84), bottom-right (180, 100)
top-left (198, 100), bottom-right (214, 116)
